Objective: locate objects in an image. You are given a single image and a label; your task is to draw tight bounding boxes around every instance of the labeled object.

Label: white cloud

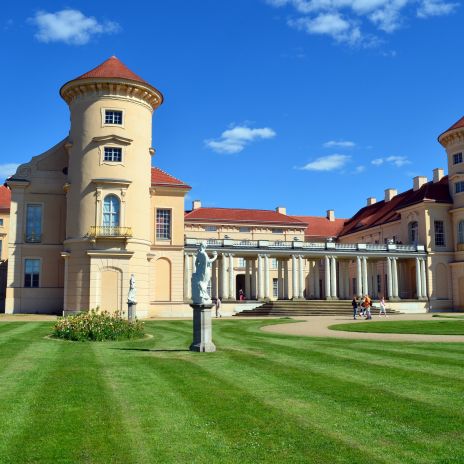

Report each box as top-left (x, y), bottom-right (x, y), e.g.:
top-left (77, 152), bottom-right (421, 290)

top-left (417, 0), bottom-right (458, 17)
top-left (355, 165), bottom-right (366, 173)
top-left (299, 154), bottom-right (351, 171)
top-left (30, 9), bottom-right (120, 45)
top-left (371, 155), bottom-right (411, 167)
top-left (323, 140), bottom-right (356, 148)
top-left (266, 0), bottom-right (458, 46)
top-left (0, 163), bottom-right (19, 179)
top-left (205, 125), bottom-right (276, 154)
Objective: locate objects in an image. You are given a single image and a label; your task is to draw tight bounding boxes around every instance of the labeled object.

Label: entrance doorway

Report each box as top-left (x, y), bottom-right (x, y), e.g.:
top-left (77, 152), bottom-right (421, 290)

top-left (236, 274), bottom-right (245, 300)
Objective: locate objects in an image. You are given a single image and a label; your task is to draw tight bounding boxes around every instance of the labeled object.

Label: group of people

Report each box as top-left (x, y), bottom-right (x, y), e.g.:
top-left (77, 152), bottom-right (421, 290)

top-left (351, 295), bottom-right (388, 320)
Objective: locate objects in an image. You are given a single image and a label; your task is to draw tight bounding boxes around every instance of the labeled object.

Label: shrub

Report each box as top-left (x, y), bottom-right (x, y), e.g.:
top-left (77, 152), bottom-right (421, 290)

top-left (52, 310), bottom-right (145, 342)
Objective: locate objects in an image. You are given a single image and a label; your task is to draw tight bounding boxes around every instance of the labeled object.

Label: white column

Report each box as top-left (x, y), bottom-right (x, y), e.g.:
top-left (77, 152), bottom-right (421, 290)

top-left (356, 256), bottom-right (362, 296)
top-left (251, 258), bottom-right (257, 299)
top-left (257, 255), bottom-right (263, 300)
top-left (415, 257), bottom-right (422, 300)
top-left (420, 258), bottom-right (427, 299)
top-left (283, 259), bottom-right (289, 299)
top-left (229, 254), bottom-right (235, 299)
top-left (221, 254), bottom-right (228, 299)
top-left (362, 257), bottom-right (368, 296)
top-left (292, 255), bottom-right (298, 299)
top-left (386, 257), bottom-right (392, 300)
top-left (184, 253), bottom-right (191, 300)
top-left (314, 260), bottom-right (320, 299)
top-left (245, 259), bottom-right (251, 299)
top-left (392, 257), bottom-right (399, 298)
top-left (331, 256), bottom-right (337, 298)
top-left (277, 259), bottom-right (283, 300)
top-left (264, 255), bottom-right (270, 299)
top-left (324, 255), bottom-right (331, 299)
top-left (212, 259), bottom-right (218, 299)
top-left (298, 255), bottom-right (304, 299)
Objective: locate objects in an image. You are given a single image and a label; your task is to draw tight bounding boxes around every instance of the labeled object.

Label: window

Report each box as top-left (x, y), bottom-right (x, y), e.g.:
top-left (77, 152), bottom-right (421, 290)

top-left (204, 225), bottom-right (217, 232)
top-left (453, 152), bottom-right (463, 164)
top-left (26, 204), bottom-right (42, 242)
top-left (239, 227), bottom-right (251, 233)
top-left (0, 218), bottom-right (3, 226)
top-left (272, 228), bottom-right (282, 234)
top-left (458, 220), bottom-right (464, 244)
top-left (105, 110), bottom-right (123, 125)
top-left (238, 258), bottom-right (246, 268)
top-left (271, 258), bottom-right (278, 269)
top-left (434, 220), bottom-right (445, 246)
top-left (408, 221), bottom-right (418, 244)
top-left (455, 181), bottom-right (464, 194)
top-left (377, 274), bottom-right (381, 293)
top-left (104, 147), bottom-right (122, 162)
top-left (102, 195), bottom-right (120, 228)
top-left (0, 239), bottom-right (2, 258)
top-left (156, 209), bottom-right (171, 240)
top-left (273, 278), bottom-right (278, 298)
top-left (24, 259), bottom-right (40, 288)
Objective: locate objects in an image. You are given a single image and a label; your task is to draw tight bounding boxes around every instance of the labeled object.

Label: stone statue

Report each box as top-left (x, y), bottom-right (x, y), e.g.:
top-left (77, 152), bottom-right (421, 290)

top-left (127, 274), bottom-right (137, 304)
top-left (191, 241), bottom-right (217, 305)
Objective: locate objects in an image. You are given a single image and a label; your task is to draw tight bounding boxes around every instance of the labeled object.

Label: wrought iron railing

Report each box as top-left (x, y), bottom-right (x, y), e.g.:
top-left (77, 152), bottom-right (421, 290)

top-left (25, 232), bottom-right (42, 243)
top-left (88, 226), bottom-right (133, 238)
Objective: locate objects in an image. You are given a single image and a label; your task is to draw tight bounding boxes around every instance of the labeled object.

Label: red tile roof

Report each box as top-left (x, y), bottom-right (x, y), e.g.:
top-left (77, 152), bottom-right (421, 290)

top-left (151, 167), bottom-right (190, 189)
top-left (339, 176), bottom-right (452, 237)
top-left (443, 116), bottom-right (464, 133)
top-left (0, 186), bottom-right (11, 211)
top-left (75, 56), bottom-right (149, 85)
top-left (292, 216), bottom-right (347, 240)
top-left (185, 207), bottom-right (308, 226)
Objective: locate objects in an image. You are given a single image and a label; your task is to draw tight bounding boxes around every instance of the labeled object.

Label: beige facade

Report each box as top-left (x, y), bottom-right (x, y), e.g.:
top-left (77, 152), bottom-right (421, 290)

top-left (1, 57), bottom-right (464, 316)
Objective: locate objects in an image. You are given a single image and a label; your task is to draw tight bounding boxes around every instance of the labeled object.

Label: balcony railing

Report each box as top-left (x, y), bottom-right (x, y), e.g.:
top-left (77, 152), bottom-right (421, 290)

top-left (25, 232), bottom-right (42, 243)
top-left (88, 226), bottom-right (133, 238)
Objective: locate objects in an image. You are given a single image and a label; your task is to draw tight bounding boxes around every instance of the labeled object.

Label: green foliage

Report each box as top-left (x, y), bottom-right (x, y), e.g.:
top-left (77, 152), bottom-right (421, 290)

top-left (52, 310), bottom-right (144, 341)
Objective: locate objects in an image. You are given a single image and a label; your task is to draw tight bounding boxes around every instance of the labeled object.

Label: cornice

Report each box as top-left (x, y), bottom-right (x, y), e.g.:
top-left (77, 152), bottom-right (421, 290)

top-left (92, 134), bottom-right (133, 145)
top-left (439, 128), bottom-right (464, 147)
top-left (60, 78), bottom-right (162, 112)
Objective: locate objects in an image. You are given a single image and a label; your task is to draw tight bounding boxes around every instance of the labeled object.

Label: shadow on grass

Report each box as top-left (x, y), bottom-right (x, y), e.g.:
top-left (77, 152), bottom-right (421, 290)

top-left (111, 348), bottom-right (190, 352)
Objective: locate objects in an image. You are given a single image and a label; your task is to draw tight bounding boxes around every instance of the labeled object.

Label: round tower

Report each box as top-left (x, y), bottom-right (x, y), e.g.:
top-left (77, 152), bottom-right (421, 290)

top-left (60, 56), bottom-right (163, 316)
top-left (438, 116), bottom-right (464, 210)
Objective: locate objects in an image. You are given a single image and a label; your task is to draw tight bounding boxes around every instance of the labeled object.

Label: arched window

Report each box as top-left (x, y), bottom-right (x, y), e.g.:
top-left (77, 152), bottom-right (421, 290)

top-left (408, 221), bottom-right (418, 244)
top-left (102, 195), bottom-right (120, 229)
top-left (458, 220), bottom-right (464, 244)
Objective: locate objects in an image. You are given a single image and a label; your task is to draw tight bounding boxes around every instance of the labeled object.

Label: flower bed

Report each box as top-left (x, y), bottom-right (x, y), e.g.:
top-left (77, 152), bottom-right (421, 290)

top-left (52, 310), bottom-right (145, 341)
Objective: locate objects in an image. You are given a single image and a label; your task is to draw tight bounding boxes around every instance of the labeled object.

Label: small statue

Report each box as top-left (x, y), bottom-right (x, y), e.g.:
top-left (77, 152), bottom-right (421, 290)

top-left (127, 274), bottom-right (137, 304)
top-left (191, 241), bottom-right (217, 305)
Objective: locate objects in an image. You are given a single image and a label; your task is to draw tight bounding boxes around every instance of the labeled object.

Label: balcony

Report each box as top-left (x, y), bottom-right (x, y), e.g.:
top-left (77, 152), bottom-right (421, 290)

top-left (88, 226), bottom-right (133, 239)
top-left (25, 232), bottom-right (42, 243)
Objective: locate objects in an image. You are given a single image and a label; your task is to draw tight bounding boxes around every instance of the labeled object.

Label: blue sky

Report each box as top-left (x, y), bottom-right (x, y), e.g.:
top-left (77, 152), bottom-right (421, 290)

top-left (1, 0), bottom-right (462, 218)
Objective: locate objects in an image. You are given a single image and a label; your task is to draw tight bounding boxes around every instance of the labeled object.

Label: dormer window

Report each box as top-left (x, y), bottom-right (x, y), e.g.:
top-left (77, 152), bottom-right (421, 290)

top-left (105, 110), bottom-right (123, 125)
top-left (104, 147), bottom-right (122, 162)
top-left (453, 153), bottom-right (463, 164)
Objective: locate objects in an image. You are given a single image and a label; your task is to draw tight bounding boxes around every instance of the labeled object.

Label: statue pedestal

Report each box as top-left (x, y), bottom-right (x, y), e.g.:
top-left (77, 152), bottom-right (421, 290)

top-left (189, 304), bottom-right (216, 352)
top-left (127, 302), bottom-right (136, 321)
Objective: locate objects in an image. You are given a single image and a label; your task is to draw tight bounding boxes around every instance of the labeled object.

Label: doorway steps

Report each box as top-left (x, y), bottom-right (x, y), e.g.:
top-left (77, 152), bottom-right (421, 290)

top-left (234, 299), bottom-right (400, 317)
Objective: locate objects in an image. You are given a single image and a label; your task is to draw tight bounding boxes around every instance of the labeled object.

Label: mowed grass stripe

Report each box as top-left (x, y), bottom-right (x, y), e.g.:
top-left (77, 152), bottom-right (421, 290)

top-left (147, 352), bottom-right (383, 464)
top-left (0, 321), bottom-right (43, 345)
top-left (3, 335), bottom-right (137, 464)
top-left (93, 345), bottom-right (244, 463)
top-left (196, 345), bottom-right (459, 461)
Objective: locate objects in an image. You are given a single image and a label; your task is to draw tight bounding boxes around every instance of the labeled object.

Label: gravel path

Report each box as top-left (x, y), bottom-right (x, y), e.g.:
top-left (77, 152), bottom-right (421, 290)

top-left (262, 313), bottom-right (464, 342)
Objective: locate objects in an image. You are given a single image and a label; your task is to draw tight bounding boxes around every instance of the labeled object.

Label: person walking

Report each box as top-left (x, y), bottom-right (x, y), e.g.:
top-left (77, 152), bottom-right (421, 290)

top-left (351, 295), bottom-right (358, 320)
top-left (379, 296), bottom-right (388, 317)
top-left (364, 294), bottom-right (372, 320)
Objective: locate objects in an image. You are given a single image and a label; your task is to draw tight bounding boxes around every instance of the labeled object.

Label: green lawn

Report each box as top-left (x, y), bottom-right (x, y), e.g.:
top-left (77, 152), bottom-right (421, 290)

top-left (1, 320), bottom-right (463, 463)
top-left (330, 319), bottom-right (464, 335)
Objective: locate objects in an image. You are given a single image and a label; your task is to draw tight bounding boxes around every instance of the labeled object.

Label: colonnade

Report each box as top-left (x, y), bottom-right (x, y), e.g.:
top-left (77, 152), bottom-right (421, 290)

top-left (183, 252), bottom-right (428, 301)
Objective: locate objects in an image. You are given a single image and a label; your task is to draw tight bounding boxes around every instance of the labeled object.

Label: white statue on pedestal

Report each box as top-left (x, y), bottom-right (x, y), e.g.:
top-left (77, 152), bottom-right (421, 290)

top-left (191, 241), bottom-right (217, 305)
top-left (128, 274), bottom-right (137, 304)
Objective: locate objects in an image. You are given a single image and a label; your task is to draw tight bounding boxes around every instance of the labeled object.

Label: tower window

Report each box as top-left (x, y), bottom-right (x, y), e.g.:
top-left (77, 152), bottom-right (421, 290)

top-left (105, 110), bottom-right (123, 125)
top-left (455, 181), bottom-right (464, 194)
top-left (458, 220), bottom-right (464, 244)
top-left (102, 195), bottom-right (120, 228)
top-left (434, 220), bottom-right (445, 247)
top-left (25, 204), bottom-right (42, 242)
top-left (453, 153), bottom-right (463, 165)
top-left (408, 221), bottom-right (418, 244)
top-left (104, 147), bottom-right (122, 162)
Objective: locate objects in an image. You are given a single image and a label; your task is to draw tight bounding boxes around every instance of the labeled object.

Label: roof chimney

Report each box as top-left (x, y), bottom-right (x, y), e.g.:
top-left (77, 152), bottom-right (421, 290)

top-left (192, 200), bottom-right (202, 210)
top-left (327, 209), bottom-right (335, 222)
top-left (433, 168), bottom-right (444, 183)
top-left (413, 176), bottom-right (427, 191)
top-left (384, 188), bottom-right (397, 202)
top-left (276, 206), bottom-right (286, 215)
top-left (367, 197), bottom-right (377, 206)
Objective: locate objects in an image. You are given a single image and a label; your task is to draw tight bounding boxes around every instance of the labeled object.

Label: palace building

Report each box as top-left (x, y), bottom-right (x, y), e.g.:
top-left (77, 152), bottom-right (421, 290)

top-left (2, 57), bottom-right (464, 316)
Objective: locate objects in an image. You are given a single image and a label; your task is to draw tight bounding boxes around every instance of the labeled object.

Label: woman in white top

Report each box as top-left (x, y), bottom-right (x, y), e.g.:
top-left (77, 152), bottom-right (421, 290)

top-left (379, 297), bottom-right (388, 317)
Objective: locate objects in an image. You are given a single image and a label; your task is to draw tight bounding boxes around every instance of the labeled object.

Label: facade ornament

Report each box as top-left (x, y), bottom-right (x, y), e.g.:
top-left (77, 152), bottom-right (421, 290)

top-left (127, 274), bottom-right (137, 304)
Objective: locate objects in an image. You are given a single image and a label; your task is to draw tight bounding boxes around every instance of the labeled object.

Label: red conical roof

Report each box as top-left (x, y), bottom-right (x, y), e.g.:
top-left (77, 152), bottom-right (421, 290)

top-left (445, 115), bottom-right (464, 132)
top-left (75, 56), bottom-right (148, 84)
